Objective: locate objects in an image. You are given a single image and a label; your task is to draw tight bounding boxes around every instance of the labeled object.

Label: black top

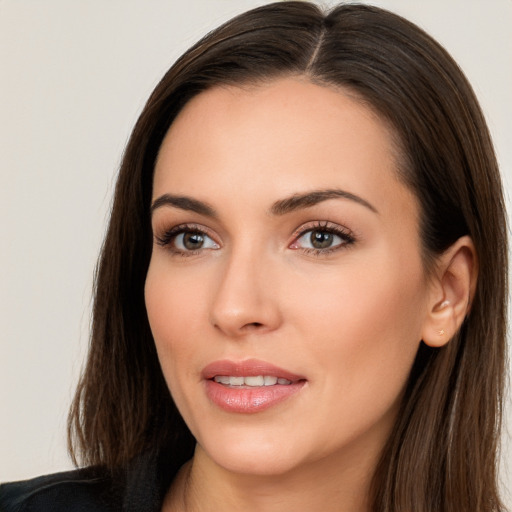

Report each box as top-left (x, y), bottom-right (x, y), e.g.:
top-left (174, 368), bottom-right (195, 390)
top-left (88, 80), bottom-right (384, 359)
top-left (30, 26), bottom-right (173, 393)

top-left (0, 449), bottom-right (181, 512)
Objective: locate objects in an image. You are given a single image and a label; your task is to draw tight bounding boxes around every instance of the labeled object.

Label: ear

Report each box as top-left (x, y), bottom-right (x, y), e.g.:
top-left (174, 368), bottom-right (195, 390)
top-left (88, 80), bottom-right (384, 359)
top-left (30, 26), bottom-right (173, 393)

top-left (421, 236), bottom-right (478, 348)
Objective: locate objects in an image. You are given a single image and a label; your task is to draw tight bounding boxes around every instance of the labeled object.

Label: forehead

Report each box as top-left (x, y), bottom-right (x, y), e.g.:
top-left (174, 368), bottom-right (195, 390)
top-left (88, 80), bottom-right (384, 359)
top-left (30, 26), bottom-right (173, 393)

top-left (153, 77), bottom-right (416, 224)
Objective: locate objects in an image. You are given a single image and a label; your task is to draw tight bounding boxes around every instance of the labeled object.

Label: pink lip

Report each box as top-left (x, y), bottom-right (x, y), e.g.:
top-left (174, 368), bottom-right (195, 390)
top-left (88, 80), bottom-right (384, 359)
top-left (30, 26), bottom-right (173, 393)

top-left (202, 359), bottom-right (306, 414)
top-left (202, 359), bottom-right (305, 381)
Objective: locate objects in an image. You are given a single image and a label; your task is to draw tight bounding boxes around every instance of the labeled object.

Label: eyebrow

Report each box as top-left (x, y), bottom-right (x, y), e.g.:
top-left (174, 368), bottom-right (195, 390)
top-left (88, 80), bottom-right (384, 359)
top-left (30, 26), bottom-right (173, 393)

top-left (150, 188), bottom-right (378, 217)
top-left (269, 189), bottom-right (378, 215)
top-left (150, 194), bottom-right (217, 217)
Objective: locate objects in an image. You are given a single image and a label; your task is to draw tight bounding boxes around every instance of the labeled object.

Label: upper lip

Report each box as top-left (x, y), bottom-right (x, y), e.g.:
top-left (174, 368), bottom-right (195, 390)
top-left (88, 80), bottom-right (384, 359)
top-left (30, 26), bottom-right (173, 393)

top-left (202, 359), bottom-right (305, 382)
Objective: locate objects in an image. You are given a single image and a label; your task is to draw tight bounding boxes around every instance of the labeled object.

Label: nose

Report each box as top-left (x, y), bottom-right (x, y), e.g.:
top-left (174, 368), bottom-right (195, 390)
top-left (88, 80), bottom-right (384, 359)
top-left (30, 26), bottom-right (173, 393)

top-left (210, 247), bottom-right (282, 338)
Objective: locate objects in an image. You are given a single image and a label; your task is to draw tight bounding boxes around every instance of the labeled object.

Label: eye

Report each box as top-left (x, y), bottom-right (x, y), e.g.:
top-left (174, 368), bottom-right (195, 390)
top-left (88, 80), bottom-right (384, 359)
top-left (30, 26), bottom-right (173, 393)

top-left (295, 230), bottom-right (343, 250)
top-left (155, 224), bottom-right (220, 255)
top-left (290, 222), bottom-right (355, 254)
top-left (300, 230), bottom-right (339, 249)
top-left (174, 231), bottom-right (218, 251)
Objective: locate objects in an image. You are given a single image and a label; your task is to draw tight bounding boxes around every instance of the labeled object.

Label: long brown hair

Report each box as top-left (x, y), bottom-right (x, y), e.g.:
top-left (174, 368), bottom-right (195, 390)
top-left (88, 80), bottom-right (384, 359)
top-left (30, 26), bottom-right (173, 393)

top-left (68, 3), bottom-right (508, 510)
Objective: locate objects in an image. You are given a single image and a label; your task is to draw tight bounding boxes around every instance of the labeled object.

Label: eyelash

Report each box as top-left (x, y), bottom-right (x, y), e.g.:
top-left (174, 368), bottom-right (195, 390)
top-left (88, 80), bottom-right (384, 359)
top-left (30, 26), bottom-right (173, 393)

top-left (154, 221), bottom-right (355, 257)
top-left (155, 223), bottom-right (217, 257)
top-left (290, 221), bottom-right (355, 256)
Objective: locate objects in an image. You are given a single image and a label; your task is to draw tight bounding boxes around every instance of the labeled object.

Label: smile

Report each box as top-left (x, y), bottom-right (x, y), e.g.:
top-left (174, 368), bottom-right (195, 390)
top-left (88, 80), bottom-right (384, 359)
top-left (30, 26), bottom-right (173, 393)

top-left (203, 359), bottom-right (306, 413)
top-left (212, 375), bottom-right (292, 386)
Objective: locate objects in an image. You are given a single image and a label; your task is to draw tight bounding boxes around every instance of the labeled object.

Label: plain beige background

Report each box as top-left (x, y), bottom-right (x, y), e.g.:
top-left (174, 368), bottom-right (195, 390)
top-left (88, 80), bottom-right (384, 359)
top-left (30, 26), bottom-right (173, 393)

top-left (1, 0), bottom-right (511, 504)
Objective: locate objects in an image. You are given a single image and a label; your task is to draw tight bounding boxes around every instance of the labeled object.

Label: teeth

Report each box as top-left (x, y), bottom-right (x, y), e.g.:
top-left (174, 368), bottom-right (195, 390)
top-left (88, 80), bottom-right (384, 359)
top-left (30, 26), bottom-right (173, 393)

top-left (245, 376), bottom-right (264, 386)
top-left (213, 375), bottom-right (292, 386)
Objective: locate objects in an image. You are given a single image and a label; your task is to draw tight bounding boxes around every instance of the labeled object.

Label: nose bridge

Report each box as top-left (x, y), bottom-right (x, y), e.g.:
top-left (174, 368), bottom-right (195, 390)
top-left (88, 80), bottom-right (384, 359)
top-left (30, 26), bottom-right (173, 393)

top-left (210, 240), bottom-right (281, 336)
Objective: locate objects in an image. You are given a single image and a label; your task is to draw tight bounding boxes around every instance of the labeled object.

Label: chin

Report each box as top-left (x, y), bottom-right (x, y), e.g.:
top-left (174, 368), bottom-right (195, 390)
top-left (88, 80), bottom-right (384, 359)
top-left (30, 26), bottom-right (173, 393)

top-left (196, 429), bottom-right (306, 476)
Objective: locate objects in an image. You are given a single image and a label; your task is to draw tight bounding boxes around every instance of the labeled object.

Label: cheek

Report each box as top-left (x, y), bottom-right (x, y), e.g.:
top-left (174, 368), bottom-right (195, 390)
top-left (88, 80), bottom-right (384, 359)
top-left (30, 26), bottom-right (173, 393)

top-left (144, 262), bottom-right (208, 386)
top-left (292, 253), bottom-right (427, 398)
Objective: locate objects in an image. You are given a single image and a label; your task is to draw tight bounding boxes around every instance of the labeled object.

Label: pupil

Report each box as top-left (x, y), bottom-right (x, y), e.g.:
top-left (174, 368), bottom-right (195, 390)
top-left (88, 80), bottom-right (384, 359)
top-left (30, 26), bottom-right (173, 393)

top-left (183, 232), bottom-right (204, 250)
top-left (311, 231), bottom-right (333, 249)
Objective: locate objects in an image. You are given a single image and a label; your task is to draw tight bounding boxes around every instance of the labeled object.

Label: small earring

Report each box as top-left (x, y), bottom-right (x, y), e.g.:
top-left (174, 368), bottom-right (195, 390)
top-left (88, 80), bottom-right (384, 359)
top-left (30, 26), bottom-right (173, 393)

top-left (437, 329), bottom-right (445, 336)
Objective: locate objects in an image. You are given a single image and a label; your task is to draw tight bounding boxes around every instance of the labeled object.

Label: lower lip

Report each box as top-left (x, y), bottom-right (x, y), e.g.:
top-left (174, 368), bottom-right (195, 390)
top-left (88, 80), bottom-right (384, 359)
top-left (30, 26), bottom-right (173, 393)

top-left (205, 380), bottom-right (305, 414)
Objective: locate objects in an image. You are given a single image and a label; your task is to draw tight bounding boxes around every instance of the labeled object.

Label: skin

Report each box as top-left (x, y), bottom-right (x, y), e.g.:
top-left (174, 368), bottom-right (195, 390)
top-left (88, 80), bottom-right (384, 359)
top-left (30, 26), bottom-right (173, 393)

top-left (145, 77), bottom-right (445, 511)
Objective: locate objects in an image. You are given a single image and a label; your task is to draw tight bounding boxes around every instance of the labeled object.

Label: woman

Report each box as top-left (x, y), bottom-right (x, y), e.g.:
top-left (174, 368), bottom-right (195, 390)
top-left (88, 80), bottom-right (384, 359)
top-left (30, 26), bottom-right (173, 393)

top-left (1, 2), bottom-right (507, 511)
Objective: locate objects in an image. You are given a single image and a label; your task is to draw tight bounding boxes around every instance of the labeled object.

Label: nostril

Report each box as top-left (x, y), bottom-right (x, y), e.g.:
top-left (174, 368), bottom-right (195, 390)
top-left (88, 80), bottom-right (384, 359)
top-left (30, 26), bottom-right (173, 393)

top-left (245, 322), bottom-right (264, 329)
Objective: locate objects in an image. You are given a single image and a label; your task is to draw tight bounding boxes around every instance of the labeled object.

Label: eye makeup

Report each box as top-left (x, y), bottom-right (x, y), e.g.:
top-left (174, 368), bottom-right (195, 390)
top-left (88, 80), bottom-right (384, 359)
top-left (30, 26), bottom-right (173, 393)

top-left (289, 220), bottom-right (355, 256)
top-left (153, 219), bottom-right (356, 259)
top-left (154, 222), bottom-right (220, 257)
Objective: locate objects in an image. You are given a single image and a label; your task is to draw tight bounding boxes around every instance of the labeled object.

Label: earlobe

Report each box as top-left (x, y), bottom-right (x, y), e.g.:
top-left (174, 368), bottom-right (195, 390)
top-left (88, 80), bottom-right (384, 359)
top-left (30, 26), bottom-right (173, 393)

top-left (422, 236), bottom-right (477, 348)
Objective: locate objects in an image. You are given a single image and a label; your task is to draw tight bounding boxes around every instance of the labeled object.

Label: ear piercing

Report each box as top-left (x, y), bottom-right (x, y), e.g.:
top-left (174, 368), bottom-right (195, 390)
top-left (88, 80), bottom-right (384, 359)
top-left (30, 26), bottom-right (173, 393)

top-left (437, 300), bottom-right (449, 336)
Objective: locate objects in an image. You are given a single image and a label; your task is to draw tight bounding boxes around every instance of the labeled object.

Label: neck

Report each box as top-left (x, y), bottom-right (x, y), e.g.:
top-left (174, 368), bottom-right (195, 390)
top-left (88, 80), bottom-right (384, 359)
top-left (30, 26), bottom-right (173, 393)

top-left (164, 443), bottom-right (377, 512)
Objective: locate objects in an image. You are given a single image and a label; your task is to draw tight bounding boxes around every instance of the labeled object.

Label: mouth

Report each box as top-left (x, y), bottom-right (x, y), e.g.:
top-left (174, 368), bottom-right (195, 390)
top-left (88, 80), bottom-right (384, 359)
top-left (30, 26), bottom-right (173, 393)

top-left (202, 359), bottom-right (306, 413)
top-left (212, 375), bottom-right (293, 387)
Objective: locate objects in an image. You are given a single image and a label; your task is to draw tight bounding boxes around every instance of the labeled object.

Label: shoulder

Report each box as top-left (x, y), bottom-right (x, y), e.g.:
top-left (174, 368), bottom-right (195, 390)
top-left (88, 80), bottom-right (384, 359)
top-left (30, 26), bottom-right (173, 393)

top-left (0, 467), bottom-right (121, 512)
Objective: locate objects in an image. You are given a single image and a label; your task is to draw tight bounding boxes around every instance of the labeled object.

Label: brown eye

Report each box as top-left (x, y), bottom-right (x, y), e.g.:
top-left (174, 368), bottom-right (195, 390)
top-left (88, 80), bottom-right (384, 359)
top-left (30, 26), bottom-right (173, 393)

top-left (171, 230), bottom-right (219, 252)
top-left (182, 232), bottom-right (205, 250)
top-left (290, 224), bottom-right (354, 254)
top-left (310, 231), bottom-right (334, 249)
top-left (156, 224), bottom-right (220, 254)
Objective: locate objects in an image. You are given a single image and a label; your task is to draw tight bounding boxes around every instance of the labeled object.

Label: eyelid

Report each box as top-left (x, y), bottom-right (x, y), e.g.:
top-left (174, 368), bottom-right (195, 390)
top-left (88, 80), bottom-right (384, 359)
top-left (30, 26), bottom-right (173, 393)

top-left (153, 220), bottom-right (355, 256)
top-left (154, 222), bottom-right (220, 250)
top-left (291, 220), bottom-right (354, 239)
top-left (289, 220), bottom-right (356, 252)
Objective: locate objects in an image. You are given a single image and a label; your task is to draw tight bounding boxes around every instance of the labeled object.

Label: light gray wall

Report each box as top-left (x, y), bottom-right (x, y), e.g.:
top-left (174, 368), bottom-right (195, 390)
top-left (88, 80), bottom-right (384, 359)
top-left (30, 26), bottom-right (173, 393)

top-left (1, 0), bottom-right (511, 504)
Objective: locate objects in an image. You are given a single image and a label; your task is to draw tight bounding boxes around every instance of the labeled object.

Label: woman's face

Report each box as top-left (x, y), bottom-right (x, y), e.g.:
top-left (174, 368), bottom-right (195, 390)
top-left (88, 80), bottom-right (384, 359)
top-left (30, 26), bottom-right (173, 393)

top-left (145, 78), bottom-right (432, 477)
